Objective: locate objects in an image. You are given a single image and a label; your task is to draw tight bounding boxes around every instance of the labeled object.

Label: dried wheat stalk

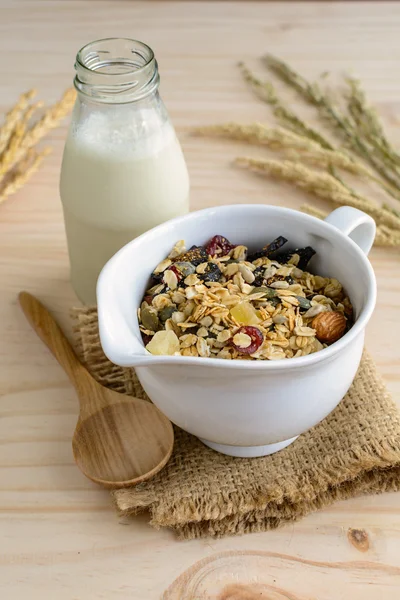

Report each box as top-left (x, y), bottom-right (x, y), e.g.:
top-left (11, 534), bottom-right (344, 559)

top-left (238, 62), bottom-right (334, 150)
top-left (195, 57), bottom-right (400, 249)
top-left (263, 54), bottom-right (400, 199)
top-left (0, 87), bottom-right (76, 205)
top-left (236, 157), bottom-right (400, 233)
top-left (0, 89), bottom-right (37, 155)
top-left (194, 122), bottom-right (382, 182)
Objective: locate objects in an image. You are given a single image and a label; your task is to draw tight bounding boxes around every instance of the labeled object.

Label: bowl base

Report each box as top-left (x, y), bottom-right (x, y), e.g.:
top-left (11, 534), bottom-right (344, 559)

top-left (199, 436), bottom-right (299, 458)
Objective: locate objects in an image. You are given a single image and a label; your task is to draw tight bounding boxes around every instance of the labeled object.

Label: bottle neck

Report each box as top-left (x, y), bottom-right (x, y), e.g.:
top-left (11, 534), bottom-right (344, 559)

top-left (74, 38), bottom-right (160, 104)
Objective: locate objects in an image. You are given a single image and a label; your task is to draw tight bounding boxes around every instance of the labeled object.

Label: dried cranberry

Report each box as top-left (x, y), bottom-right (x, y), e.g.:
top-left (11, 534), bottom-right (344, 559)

top-left (206, 235), bottom-right (236, 258)
top-left (143, 295), bottom-right (153, 305)
top-left (231, 326), bottom-right (264, 355)
top-left (141, 332), bottom-right (153, 346)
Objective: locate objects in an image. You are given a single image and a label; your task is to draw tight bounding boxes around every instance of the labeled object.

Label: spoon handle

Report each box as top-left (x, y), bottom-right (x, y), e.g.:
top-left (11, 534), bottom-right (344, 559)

top-left (18, 292), bottom-right (88, 385)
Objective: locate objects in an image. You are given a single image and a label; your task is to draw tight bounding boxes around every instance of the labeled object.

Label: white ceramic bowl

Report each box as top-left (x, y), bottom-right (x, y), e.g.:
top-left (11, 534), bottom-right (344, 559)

top-left (97, 205), bottom-right (376, 457)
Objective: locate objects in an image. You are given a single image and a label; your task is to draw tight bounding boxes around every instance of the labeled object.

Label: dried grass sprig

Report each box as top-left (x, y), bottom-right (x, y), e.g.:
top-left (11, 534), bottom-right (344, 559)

top-left (238, 62), bottom-right (334, 150)
top-left (0, 89), bottom-right (37, 155)
top-left (195, 56), bottom-right (400, 249)
top-left (263, 54), bottom-right (400, 198)
top-left (0, 87), bottom-right (75, 203)
top-left (346, 77), bottom-right (400, 170)
top-left (236, 157), bottom-right (400, 232)
top-left (0, 147), bottom-right (51, 205)
top-left (194, 122), bottom-right (384, 185)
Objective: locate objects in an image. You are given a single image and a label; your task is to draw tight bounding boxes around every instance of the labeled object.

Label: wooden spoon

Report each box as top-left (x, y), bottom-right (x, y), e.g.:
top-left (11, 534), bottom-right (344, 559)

top-left (19, 292), bottom-right (174, 488)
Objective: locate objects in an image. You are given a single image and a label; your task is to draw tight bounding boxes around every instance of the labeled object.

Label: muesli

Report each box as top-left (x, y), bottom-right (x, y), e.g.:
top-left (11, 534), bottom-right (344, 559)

top-left (138, 235), bottom-right (353, 360)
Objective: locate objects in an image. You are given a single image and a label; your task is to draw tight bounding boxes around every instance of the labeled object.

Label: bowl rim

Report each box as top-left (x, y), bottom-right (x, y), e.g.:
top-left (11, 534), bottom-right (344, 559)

top-left (97, 204), bottom-right (377, 371)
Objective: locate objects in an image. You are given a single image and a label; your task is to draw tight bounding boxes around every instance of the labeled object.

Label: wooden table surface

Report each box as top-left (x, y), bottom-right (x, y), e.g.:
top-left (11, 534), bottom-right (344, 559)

top-left (1, 1), bottom-right (400, 598)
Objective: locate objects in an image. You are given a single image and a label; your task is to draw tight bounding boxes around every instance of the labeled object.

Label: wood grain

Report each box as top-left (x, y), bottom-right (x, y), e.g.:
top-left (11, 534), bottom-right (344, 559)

top-left (18, 292), bottom-right (174, 487)
top-left (1, 2), bottom-right (399, 598)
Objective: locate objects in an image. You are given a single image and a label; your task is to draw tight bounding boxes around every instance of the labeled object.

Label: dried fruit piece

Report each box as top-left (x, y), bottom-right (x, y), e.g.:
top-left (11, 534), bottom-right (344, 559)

top-left (277, 246), bottom-right (316, 270)
top-left (146, 330), bottom-right (180, 355)
top-left (253, 266), bottom-right (266, 287)
top-left (248, 236), bottom-right (288, 261)
top-left (230, 302), bottom-right (261, 325)
top-left (231, 326), bottom-right (263, 354)
top-left (312, 311), bottom-right (347, 344)
top-left (172, 245), bottom-right (208, 266)
top-left (141, 305), bottom-right (159, 332)
top-left (141, 332), bottom-right (153, 346)
top-left (198, 262), bottom-right (222, 283)
top-left (206, 235), bottom-right (236, 257)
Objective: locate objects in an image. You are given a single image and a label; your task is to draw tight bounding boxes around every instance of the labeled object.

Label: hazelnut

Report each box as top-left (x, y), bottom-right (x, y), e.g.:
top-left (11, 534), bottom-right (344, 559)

top-left (311, 311), bottom-right (347, 344)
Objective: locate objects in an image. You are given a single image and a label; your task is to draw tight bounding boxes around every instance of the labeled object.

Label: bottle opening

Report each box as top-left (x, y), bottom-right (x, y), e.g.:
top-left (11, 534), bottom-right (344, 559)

top-left (74, 38), bottom-right (159, 102)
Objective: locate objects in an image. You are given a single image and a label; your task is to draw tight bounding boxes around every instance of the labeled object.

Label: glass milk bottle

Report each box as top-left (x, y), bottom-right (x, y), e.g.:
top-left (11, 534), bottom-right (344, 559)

top-left (60, 38), bottom-right (190, 304)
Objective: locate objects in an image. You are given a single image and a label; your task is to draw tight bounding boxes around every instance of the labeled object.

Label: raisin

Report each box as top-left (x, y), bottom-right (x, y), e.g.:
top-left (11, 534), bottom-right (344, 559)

top-left (276, 246), bottom-right (316, 269)
top-left (206, 235), bottom-right (236, 258)
top-left (141, 332), bottom-right (153, 346)
top-left (198, 262), bottom-right (222, 283)
top-left (231, 326), bottom-right (264, 354)
top-left (248, 236), bottom-right (288, 261)
top-left (150, 271), bottom-right (164, 282)
top-left (252, 266), bottom-right (266, 287)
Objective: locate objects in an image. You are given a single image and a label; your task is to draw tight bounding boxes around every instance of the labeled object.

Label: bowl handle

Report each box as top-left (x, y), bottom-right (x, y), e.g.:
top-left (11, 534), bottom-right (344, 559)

top-left (324, 206), bottom-right (376, 255)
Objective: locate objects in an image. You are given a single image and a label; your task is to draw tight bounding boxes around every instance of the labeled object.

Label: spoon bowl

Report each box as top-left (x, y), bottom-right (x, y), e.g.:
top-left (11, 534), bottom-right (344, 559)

top-left (19, 292), bottom-right (174, 488)
top-left (72, 400), bottom-right (173, 487)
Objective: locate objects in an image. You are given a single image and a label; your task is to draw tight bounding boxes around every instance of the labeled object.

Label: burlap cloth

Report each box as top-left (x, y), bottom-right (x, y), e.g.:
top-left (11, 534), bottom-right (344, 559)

top-left (74, 307), bottom-right (400, 540)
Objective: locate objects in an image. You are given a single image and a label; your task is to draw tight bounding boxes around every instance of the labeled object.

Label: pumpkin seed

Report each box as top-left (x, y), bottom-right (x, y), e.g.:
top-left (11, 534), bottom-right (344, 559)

top-left (141, 305), bottom-right (160, 332)
top-left (249, 286), bottom-right (277, 298)
top-left (296, 296), bottom-right (312, 311)
top-left (174, 261), bottom-right (196, 278)
top-left (159, 305), bottom-right (177, 322)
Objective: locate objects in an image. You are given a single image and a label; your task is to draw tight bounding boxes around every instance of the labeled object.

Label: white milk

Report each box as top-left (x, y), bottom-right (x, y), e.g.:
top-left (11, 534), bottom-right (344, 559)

top-left (60, 108), bottom-right (189, 304)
